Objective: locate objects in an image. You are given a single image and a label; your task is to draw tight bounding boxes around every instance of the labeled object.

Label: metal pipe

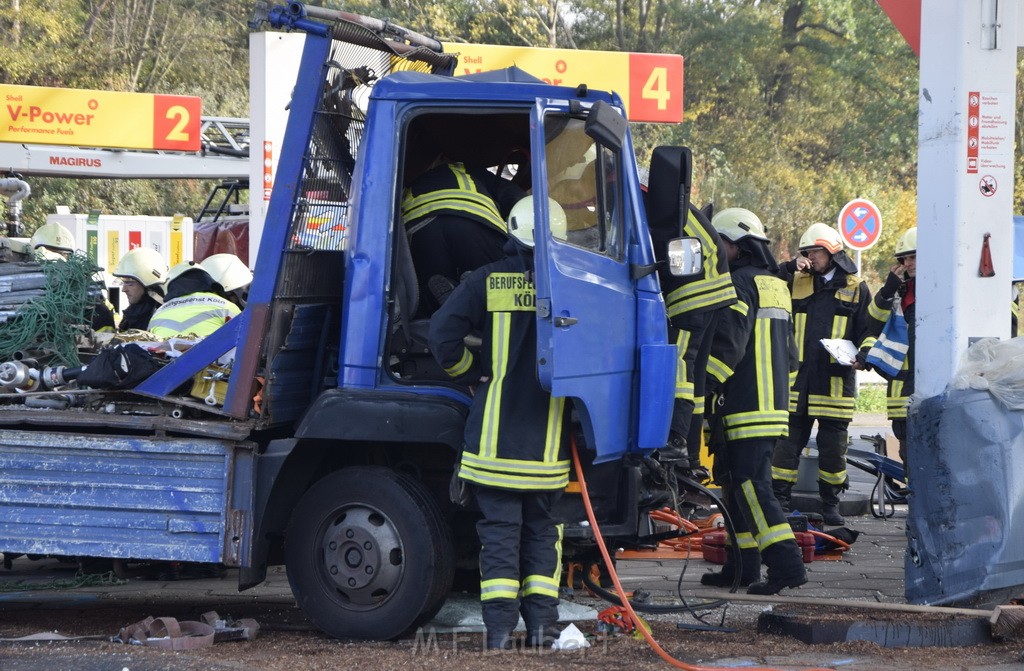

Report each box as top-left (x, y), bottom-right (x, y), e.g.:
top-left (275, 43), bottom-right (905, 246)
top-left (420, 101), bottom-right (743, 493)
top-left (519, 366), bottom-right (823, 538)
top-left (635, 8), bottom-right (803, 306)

top-left (0, 177), bottom-right (30, 237)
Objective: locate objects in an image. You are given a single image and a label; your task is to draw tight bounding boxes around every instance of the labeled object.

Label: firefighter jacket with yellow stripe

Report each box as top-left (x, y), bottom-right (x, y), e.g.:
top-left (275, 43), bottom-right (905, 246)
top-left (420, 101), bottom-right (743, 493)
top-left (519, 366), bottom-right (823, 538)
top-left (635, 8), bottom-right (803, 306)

top-left (659, 207), bottom-right (738, 321)
top-left (780, 263), bottom-right (875, 421)
top-left (401, 162), bottom-right (523, 234)
top-left (149, 292), bottom-right (240, 338)
top-left (867, 273), bottom-right (915, 420)
top-left (705, 260), bottom-right (795, 442)
top-left (427, 251), bottom-right (570, 491)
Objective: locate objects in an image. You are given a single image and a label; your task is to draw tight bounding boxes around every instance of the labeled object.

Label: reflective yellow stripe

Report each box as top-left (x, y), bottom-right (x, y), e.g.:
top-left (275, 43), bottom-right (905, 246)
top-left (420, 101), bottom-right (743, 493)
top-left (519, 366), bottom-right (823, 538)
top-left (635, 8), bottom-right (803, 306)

top-left (755, 318), bottom-right (772, 411)
top-left (759, 522), bottom-right (797, 550)
top-left (481, 578), bottom-right (520, 601)
top-left (818, 468), bottom-right (847, 485)
top-left (544, 397), bottom-right (566, 463)
top-left (730, 300), bottom-right (749, 317)
top-left (480, 312), bottom-right (511, 459)
top-left (734, 532), bottom-right (758, 550)
top-left (723, 410), bottom-right (789, 440)
top-left (444, 347), bottom-right (474, 378)
top-left (860, 336), bottom-right (877, 350)
top-left (666, 274), bottom-right (737, 316)
top-left (794, 312), bottom-right (807, 362)
top-left (459, 465), bottom-right (570, 490)
top-left (706, 355), bottom-right (733, 384)
top-left (521, 574), bottom-right (559, 598)
top-left (675, 330), bottom-right (693, 398)
top-left (772, 466), bottom-right (799, 483)
top-left (868, 300), bottom-right (890, 322)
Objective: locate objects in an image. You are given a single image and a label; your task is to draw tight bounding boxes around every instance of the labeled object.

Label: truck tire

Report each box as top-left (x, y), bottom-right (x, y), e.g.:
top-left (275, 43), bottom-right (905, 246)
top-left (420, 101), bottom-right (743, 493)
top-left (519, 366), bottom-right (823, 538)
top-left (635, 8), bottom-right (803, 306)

top-left (285, 466), bottom-right (455, 640)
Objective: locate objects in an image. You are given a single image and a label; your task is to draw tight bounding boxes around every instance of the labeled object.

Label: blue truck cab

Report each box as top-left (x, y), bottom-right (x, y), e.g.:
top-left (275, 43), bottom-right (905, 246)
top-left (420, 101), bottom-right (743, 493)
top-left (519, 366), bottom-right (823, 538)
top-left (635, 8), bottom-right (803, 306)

top-left (0, 3), bottom-right (701, 640)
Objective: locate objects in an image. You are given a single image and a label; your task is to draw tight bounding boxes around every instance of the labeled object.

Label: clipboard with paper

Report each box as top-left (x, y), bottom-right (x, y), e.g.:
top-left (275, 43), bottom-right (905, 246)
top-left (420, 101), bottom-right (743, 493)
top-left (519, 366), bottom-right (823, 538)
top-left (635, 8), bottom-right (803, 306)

top-left (820, 338), bottom-right (858, 366)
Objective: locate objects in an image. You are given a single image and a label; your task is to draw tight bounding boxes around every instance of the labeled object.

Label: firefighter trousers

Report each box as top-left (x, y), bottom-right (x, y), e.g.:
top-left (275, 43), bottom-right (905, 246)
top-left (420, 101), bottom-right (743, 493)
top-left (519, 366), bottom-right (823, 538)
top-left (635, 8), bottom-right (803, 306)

top-left (719, 438), bottom-right (804, 580)
top-left (669, 309), bottom-right (722, 466)
top-left (772, 414), bottom-right (849, 489)
top-left (473, 486), bottom-right (564, 643)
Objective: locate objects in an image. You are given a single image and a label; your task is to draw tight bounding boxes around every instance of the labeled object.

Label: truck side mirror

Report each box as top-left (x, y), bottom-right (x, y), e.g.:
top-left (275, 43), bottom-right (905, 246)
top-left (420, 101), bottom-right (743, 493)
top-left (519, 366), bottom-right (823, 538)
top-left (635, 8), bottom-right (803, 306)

top-left (667, 237), bottom-right (702, 277)
top-left (584, 100), bottom-right (626, 152)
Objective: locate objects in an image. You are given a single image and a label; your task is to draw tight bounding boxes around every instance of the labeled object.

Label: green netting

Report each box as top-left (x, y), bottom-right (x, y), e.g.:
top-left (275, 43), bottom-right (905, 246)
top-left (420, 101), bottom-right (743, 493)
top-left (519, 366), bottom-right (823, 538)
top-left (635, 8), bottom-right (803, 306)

top-left (0, 253), bottom-right (100, 366)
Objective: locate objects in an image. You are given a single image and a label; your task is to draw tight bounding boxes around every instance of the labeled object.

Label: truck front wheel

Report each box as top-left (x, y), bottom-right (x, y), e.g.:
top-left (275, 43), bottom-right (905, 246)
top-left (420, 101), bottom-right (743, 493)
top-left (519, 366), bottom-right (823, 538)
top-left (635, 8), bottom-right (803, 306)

top-left (285, 466), bottom-right (455, 640)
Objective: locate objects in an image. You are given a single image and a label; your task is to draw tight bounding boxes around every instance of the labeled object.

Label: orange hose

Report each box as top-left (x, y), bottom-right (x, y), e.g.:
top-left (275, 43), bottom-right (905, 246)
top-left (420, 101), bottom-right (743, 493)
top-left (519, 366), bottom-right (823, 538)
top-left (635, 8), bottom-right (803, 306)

top-left (570, 438), bottom-right (832, 671)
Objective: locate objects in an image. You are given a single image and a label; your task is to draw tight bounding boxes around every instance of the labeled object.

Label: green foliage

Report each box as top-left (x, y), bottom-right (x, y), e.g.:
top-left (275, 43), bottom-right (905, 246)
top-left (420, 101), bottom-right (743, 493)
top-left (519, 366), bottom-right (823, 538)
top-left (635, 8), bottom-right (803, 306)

top-left (855, 383), bottom-right (887, 415)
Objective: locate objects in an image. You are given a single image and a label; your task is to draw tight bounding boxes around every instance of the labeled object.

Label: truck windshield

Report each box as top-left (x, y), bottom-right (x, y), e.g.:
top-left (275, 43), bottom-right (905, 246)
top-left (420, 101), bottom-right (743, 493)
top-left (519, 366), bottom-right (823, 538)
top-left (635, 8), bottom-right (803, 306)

top-left (545, 116), bottom-right (623, 261)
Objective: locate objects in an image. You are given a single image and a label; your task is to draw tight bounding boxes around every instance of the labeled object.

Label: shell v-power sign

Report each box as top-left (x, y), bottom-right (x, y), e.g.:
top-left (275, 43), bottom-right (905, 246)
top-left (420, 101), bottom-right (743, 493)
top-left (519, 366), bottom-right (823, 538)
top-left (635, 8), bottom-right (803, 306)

top-left (1, 84), bottom-right (201, 151)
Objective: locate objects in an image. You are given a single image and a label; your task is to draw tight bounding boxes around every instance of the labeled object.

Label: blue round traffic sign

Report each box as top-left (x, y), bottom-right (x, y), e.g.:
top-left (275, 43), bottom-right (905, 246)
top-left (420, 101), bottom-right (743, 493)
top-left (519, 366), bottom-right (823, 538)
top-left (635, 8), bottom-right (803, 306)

top-left (837, 199), bottom-right (883, 251)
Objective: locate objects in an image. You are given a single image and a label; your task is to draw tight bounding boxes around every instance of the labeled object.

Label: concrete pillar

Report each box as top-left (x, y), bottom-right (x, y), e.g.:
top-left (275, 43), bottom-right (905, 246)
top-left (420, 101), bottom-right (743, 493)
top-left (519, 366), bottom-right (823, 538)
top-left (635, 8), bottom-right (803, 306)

top-left (915, 0), bottom-right (1018, 397)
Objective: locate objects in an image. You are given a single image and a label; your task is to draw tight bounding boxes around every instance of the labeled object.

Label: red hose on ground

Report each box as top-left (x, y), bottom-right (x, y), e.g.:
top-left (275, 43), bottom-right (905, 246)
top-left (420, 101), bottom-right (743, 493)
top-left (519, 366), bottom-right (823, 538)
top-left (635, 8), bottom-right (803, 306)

top-left (570, 438), bottom-right (832, 671)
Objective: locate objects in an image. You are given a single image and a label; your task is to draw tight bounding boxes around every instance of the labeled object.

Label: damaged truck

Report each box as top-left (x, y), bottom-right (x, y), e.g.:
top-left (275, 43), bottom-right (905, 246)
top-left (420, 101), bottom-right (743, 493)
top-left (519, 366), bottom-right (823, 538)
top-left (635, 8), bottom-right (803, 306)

top-left (0, 2), bottom-right (711, 639)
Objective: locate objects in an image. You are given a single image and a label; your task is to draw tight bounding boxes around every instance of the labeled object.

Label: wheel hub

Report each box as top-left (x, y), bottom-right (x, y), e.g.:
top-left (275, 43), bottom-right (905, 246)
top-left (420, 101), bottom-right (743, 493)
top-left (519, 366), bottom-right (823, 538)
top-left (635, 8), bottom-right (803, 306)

top-left (320, 506), bottom-right (403, 605)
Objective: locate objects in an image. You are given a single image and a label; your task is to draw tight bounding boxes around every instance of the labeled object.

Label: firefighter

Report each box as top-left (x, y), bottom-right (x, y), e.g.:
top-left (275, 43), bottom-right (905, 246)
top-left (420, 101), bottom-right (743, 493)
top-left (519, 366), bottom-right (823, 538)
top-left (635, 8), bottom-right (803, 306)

top-left (647, 149), bottom-right (737, 477)
top-left (428, 196), bottom-right (569, 650)
top-left (701, 207), bottom-right (806, 594)
top-left (402, 158), bottom-right (524, 315)
top-left (772, 223), bottom-right (875, 526)
top-left (30, 222), bottom-right (76, 260)
top-left (200, 253), bottom-right (253, 309)
top-left (113, 247), bottom-right (168, 331)
top-left (148, 261), bottom-right (240, 338)
top-left (867, 227), bottom-right (916, 465)
top-left (31, 222), bottom-right (115, 332)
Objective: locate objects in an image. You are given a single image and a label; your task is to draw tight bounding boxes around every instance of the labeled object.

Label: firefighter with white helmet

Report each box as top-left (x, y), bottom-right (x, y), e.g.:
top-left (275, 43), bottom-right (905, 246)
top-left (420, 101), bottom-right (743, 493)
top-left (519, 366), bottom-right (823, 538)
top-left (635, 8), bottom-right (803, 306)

top-left (866, 227), bottom-right (917, 465)
top-left (200, 253), bottom-right (253, 309)
top-left (30, 222), bottom-right (115, 331)
top-left (428, 195), bottom-right (569, 650)
top-left (30, 222), bottom-right (76, 259)
top-left (772, 222), bottom-right (875, 526)
top-left (148, 260), bottom-right (240, 339)
top-left (698, 207), bottom-right (806, 594)
top-left (113, 247), bottom-right (168, 331)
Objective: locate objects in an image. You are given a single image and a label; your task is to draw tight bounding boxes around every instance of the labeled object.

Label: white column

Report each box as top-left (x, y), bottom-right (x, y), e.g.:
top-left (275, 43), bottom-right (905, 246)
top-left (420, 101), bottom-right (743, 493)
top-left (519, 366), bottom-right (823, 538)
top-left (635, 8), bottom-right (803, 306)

top-left (916, 0), bottom-right (1018, 397)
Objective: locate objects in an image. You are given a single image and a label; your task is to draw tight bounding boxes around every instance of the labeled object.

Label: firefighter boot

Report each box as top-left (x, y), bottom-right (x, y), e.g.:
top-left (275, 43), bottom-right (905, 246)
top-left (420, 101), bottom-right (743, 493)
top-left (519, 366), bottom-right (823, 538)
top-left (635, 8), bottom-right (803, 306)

top-left (700, 549), bottom-right (761, 588)
top-left (747, 542), bottom-right (807, 595)
top-left (818, 480), bottom-right (845, 526)
top-left (772, 479), bottom-right (793, 514)
top-left (659, 434), bottom-right (688, 463)
top-left (524, 624), bottom-right (561, 648)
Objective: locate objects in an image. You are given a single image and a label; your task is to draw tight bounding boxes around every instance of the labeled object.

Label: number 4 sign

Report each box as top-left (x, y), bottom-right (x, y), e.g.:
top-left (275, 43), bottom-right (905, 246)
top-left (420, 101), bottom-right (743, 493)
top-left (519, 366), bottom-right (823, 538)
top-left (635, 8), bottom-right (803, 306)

top-left (628, 53), bottom-right (684, 123)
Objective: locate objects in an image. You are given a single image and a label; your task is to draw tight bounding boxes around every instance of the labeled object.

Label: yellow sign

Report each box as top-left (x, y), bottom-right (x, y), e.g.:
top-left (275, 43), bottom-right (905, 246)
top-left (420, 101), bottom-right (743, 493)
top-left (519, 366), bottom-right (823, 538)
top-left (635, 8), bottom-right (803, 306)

top-left (442, 43), bottom-right (684, 123)
top-left (1, 84), bottom-right (201, 151)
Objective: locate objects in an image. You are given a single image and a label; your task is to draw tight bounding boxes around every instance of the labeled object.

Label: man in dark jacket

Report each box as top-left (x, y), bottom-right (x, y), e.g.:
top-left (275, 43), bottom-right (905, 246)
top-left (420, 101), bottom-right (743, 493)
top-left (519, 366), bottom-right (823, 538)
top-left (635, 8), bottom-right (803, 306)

top-left (772, 223), bottom-right (875, 526)
top-left (403, 159), bottom-right (525, 316)
top-left (701, 207), bottom-right (806, 595)
top-left (428, 196), bottom-right (569, 650)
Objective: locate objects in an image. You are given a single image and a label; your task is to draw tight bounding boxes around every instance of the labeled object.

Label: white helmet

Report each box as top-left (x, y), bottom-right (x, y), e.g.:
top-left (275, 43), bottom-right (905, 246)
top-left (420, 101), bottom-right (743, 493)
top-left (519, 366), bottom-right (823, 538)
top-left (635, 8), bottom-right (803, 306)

top-left (711, 208), bottom-right (769, 243)
top-left (200, 253), bottom-right (253, 292)
top-left (166, 260), bottom-right (203, 285)
top-left (895, 227), bottom-right (917, 259)
top-left (30, 222), bottom-right (75, 254)
top-left (799, 223), bottom-right (844, 254)
top-left (506, 196), bottom-right (568, 248)
top-left (114, 247), bottom-right (168, 288)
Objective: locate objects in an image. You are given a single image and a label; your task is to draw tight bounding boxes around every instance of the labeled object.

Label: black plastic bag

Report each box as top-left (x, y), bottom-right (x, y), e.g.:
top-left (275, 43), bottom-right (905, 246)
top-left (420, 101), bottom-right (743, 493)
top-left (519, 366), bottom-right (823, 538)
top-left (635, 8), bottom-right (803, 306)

top-left (77, 344), bottom-right (161, 390)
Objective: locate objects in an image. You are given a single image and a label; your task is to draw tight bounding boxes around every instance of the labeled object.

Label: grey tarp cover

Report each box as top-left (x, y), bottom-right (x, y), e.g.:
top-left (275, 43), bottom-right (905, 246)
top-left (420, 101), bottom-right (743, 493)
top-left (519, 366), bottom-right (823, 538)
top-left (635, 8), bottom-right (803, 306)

top-left (905, 388), bottom-right (1024, 607)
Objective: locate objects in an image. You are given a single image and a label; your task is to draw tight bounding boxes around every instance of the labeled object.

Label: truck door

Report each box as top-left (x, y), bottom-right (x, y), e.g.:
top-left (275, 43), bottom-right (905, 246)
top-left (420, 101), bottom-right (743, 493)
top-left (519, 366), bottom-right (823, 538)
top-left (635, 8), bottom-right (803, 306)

top-left (530, 100), bottom-right (639, 463)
